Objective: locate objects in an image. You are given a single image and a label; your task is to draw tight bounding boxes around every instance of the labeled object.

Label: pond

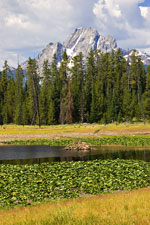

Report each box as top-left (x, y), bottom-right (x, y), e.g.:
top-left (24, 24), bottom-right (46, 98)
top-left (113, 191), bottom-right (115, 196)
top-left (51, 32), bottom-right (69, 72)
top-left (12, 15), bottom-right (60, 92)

top-left (0, 145), bottom-right (150, 165)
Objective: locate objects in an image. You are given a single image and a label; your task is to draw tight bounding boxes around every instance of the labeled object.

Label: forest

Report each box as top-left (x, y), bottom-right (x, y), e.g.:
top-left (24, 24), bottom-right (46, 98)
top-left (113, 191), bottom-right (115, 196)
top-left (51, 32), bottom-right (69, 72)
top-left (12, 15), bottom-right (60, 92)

top-left (0, 48), bottom-right (150, 126)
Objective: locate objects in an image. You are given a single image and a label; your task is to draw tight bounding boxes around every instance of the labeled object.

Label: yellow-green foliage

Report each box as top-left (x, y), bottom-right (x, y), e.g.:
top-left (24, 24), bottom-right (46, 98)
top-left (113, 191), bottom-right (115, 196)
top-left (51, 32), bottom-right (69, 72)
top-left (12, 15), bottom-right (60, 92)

top-left (1, 188), bottom-right (150, 225)
top-left (0, 122), bottom-right (150, 136)
top-left (0, 124), bottom-right (98, 135)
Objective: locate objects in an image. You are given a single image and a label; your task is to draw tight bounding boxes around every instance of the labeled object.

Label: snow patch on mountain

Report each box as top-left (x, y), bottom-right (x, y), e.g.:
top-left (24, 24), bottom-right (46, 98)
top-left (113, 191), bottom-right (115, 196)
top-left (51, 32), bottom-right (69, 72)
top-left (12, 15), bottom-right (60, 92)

top-left (33, 27), bottom-right (118, 73)
top-left (2, 27), bottom-right (150, 73)
top-left (123, 49), bottom-right (150, 66)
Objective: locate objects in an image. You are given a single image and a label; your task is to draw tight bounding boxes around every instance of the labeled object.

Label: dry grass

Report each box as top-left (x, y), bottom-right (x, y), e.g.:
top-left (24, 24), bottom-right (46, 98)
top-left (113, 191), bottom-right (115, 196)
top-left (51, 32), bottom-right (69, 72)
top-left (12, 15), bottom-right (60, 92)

top-left (1, 188), bottom-right (150, 225)
top-left (0, 123), bottom-right (150, 141)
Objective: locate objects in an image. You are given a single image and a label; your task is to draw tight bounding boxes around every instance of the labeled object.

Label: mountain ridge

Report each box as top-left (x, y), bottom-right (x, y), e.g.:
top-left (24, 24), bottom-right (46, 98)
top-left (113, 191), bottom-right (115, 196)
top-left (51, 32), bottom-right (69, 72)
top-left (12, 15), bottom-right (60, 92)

top-left (2, 27), bottom-right (150, 72)
top-left (33, 27), bottom-right (150, 73)
top-left (21, 27), bottom-right (118, 72)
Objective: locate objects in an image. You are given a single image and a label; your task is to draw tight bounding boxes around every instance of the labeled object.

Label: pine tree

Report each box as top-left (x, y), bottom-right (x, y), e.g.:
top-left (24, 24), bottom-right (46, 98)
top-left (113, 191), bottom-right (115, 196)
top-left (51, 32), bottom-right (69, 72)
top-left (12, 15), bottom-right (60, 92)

top-left (26, 58), bottom-right (41, 127)
top-left (2, 78), bottom-right (15, 124)
top-left (0, 61), bottom-right (10, 124)
top-left (66, 79), bottom-right (73, 124)
top-left (59, 51), bottom-right (68, 124)
top-left (129, 50), bottom-right (146, 120)
top-left (121, 55), bottom-right (132, 122)
top-left (85, 49), bottom-right (96, 122)
top-left (94, 51), bottom-right (105, 122)
top-left (51, 54), bottom-right (60, 124)
top-left (14, 65), bottom-right (24, 124)
top-left (113, 48), bottom-right (126, 122)
top-left (101, 52), bottom-right (114, 123)
top-left (22, 83), bottom-right (30, 125)
top-left (143, 65), bottom-right (150, 120)
top-left (39, 60), bottom-right (51, 124)
top-left (71, 52), bottom-right (85, 122)
top-left (90, 83), bottom-right (97, 122)
top-left (48, 100), bottom-right (55, 124)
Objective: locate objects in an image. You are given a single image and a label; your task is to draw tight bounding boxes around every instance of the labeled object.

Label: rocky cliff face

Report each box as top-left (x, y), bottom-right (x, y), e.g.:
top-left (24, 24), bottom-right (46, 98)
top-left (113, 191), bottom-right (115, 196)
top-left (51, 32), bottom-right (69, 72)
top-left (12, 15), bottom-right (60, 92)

top-left (21, 27), bottom-right (150, 73)
top-left (36, 42), bottom-right (63, 72)
top-left (64, 27), bottom-right (100, 58)
top-left (124, 49), bottom-right (150, 66)
top-left (33, 27), bottom-right (117, 73)
top-left (64, 27), bottom-right (117, 58)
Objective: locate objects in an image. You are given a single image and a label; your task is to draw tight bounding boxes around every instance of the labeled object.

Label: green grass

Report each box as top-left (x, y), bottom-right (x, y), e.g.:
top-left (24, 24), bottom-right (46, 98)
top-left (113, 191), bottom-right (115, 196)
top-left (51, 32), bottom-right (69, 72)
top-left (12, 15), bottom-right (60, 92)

top-left (3, 135), bottom-right (150, 147)
top-left (1, 188), bottom-right (150, 225)
top-left (0, 159), bottom-right (150, 208)
top-left (0, 122), bottom-right (150, 136)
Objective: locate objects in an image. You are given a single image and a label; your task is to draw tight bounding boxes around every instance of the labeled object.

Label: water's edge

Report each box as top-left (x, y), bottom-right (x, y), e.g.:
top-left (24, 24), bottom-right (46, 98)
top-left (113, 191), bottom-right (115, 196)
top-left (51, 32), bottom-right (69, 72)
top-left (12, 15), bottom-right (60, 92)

top-left (0, 145), bottom-right (149, 165)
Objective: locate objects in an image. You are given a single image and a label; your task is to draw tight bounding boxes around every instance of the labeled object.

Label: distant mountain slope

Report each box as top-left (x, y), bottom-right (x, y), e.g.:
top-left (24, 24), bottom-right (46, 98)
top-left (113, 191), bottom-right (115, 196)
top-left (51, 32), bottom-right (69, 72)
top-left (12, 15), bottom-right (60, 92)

top-left (124, 49), bottom-right (150, 66)
top-left (22, 27), bottom-right (117, 73)
top-left (64, 27), bottom-right (117, 58)
top-left (10, 27), bottom-right (150, 73)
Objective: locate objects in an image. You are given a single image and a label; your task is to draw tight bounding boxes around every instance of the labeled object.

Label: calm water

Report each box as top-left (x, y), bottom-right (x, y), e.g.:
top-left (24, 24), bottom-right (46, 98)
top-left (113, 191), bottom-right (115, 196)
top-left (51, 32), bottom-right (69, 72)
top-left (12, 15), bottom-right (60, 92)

top-left (0, 145), bottom-right (150, 165)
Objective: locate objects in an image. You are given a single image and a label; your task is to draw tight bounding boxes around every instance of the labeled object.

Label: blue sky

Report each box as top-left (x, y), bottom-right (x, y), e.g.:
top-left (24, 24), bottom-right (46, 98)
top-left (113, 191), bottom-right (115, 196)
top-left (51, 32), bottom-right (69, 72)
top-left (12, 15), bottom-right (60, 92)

top-left (139, 0), bottom-right (150, 6)
top-left (0, 0), bottom-right (150, 69)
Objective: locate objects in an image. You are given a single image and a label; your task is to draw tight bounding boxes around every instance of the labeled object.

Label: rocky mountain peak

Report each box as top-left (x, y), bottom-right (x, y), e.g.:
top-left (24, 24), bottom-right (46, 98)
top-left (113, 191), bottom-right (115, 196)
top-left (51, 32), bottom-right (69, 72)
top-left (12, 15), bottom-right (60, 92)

top-left (34, 27), bottom-right (118, 73)
top-left (3, 27), bottom-right (150, 72)
top-left (64, 27), bottom-right (100, 58)
top-left (123, 49), bottom-right (150, 66)
top-left (97, 35), bottom-right (117, 52)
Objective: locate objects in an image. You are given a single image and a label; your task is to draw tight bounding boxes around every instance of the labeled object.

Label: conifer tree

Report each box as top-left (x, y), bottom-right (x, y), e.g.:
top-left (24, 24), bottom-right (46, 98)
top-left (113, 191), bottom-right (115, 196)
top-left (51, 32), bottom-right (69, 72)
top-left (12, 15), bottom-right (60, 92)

top-left (0, 47), bottom-right (149, 125)
top-left (51, 54), bottom-right (60, 124)
top-left (129, 50), bottom-right (146, 120)
top-left (101, 52), bottom-right (114, 123)
top-left (22, 83), bottom-right (30, 125)
top-left (94, 51), bottom-right (105, 122)
top-left (14, 65), bottom-right (24, 124)
top-left (2, 77), bottom-right (15, 124)
top-left (59, 51), bottom-right (68, 124)
top-left (85, 49), bottom-right (96, 122)
top-left (122, 84), bottom-right (132, 122)
top-left (143, 65), bottom-right (150, 119)
top-left (0, 61), bottom-right (10, 124)
top-left (113, 48), bottom-right (126, 122)
top-left (39, 60), bottom-right (51, 124)
top-left (26, 58), bottom-right (41, 127)
top-left (71, 52), bottom-right (85, 122)
top-left (66, 79), bottom-right (73, 124)
top-left (48, 100), bottom-right (55, 124)
top-left (121, 54), bottom-right (132, 121)
top-left (90, 83), bottom-right (97, 122)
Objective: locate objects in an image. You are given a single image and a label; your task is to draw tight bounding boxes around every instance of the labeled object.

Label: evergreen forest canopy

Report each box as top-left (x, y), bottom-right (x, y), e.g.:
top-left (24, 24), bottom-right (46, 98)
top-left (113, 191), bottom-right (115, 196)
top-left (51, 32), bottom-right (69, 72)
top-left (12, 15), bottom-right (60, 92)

top-left (0, 48), bottom-right (150, 126)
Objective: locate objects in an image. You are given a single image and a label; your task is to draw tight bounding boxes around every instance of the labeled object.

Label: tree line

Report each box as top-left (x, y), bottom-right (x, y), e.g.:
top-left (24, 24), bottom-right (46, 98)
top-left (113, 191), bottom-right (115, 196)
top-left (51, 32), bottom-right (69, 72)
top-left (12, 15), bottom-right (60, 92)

top-left (0, 48), bottom-right (150, 126)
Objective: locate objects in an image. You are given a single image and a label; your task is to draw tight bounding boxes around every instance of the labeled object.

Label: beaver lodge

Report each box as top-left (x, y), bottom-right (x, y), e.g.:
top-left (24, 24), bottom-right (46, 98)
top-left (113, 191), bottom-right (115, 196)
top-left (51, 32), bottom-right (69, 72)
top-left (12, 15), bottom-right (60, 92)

top-left (65, 141), bottom-right (91, 151)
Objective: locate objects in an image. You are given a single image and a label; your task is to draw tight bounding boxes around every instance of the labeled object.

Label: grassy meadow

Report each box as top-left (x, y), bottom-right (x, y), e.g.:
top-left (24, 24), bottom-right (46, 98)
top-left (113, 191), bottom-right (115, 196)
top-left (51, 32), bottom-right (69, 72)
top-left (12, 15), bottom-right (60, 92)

top-left (0, 122), bottom-right (150, 136)
top-left (1, 122), bottom-right (150, 146)
top-left (1, 123), bottom-right (150, 224)
top-left (1, 188), bottom-right (150, 225)
top-left (1, 159), bottom-right (150, 208)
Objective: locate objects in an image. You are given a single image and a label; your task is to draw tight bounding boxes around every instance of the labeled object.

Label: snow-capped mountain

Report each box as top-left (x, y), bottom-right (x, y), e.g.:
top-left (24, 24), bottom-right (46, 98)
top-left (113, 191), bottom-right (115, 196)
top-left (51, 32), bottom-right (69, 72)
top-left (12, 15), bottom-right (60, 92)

top-left (135, 49), bottom-right (150, 65)
top-left (64, 27), bottom-right (117, 58)
top-left (123, 49), bottom-right (150, 65)
top-left (26, 27), bottom-right (117, 73)
top-left (3, 27), bottom-right (150, 73)
top-left (33, 27), bottom-right (150, 73)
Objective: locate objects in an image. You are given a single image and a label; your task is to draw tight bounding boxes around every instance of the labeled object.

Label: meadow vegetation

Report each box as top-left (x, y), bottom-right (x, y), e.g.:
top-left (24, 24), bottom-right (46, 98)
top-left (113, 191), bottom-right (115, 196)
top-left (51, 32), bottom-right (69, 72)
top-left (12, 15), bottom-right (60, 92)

top-left (0, 122), bottom-right (150, 136)
top-left (4, 135), bottom-right (150, 147)
top-left (1, 123), bottom-right (150, 224)
top-left (0, 159), bottom-right (150, 208)
top-left (1, 188), bottom-right (150, 225)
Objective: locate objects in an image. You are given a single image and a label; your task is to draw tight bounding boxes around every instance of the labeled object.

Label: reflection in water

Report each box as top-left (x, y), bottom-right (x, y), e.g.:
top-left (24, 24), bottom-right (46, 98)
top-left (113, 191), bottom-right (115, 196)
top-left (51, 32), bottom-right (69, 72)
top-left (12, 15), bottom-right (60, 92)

top-left (0, 145), bottom-right (150, 165)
